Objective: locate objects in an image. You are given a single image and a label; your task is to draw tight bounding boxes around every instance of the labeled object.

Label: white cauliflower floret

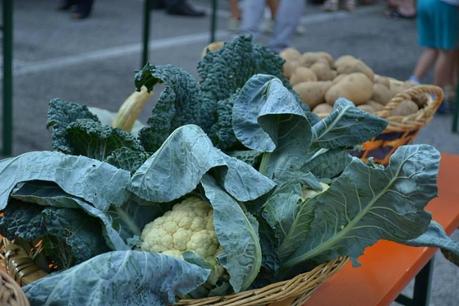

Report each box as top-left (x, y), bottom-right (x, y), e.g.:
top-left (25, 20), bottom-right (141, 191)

top-left (141, 196), bottom-right (220, 267)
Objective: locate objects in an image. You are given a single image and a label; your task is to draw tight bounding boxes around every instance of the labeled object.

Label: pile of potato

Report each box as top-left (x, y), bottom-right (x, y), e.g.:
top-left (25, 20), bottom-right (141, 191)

top-left (281, 48), bottom-right (421, 117)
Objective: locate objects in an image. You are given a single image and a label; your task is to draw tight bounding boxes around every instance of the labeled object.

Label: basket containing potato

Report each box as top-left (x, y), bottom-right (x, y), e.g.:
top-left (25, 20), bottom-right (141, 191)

top-left (281, 48), bottom-right (444, 165)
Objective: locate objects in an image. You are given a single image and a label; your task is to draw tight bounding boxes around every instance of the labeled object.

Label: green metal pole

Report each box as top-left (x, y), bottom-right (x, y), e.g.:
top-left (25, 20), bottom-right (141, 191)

top-left (141, 0), bottom-right (151, 67)
top-left (210, 0), bottom-right (217, 43)
top-left (2, 0), bottom-right (13, 156)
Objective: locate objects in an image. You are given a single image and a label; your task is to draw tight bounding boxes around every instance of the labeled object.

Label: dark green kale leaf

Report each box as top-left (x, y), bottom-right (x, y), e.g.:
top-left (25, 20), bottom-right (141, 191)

top-left (136, 64), bottom-right (214, 152)
top-left (136, 35), bottom-right (289, 152)
top-left (106, 147), bottom-right (150, 174)
top-left (66, 119), bottom-right (145, 161)
top-left (47, 98), bottom-right (100, 153)
top-left (0, 200), bottom-right (109, 269)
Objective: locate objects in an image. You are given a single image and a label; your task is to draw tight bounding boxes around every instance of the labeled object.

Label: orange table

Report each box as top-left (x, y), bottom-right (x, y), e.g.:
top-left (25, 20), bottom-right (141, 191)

top-left (303, 153), bottom-right (459, 306)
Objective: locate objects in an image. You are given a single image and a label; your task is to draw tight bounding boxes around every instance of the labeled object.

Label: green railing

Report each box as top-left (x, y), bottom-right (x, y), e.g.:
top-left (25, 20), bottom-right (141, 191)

top-left (141, 0), bottom-right (218, 67)
top-left (1, 0), bottom-right (13, 156)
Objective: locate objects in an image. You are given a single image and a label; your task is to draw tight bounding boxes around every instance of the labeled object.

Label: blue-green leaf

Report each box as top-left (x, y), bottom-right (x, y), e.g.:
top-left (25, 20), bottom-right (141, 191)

top-left (23, 251), bottom-right (211, 306)
top-left (130, 125), bottom-right (274, 203)
top-left (402, 220), bottom-right (459, 257)
top-left (282, 145), bottom-right (440, 271)
top-left (312, 98), bottom-right (388, 149)
top-left (232, 75), bottom-right (312, 180)
top-left (201, 175), bottom-right (262, 292)
top-left (0, 151), bottom-right (130, 211)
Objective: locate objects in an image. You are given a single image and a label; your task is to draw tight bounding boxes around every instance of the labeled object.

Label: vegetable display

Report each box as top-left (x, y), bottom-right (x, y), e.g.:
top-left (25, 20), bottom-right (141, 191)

top-left (0, 36), bottom-right (458, 306)
top-left (280, 49), bottom-right (420, 116)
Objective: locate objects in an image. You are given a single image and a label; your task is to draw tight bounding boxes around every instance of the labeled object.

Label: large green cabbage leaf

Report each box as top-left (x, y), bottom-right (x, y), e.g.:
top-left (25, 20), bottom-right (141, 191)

top-left (232, 75), bottom-right (312, 181)
top-left (129, 124), bottom-right (275, 203)
top-left (0, 151), bottom-right (130, 211)
top-left (311, 98), bottom-right (388, 149)
top-left (280, 145), bottom-right (440, 273)
top-left (23, 251), bottom-right (211, 306)
top-left (201, 175), bottom-right (262, 292)
top-left (403, 220), bottom-right (459, 259)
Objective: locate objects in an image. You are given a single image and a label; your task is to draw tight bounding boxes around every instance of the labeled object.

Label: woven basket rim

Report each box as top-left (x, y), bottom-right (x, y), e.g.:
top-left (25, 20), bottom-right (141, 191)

top-left (313, 82), bottom-right (443, 134)
top-left (376, 84), bottom-right (443, 132)
top-left (176, 257), bottom-right (348, 306)
top-left (0, 236), bottom-right (347, 306)
top-left (0, 269), bottom-right (30, 306)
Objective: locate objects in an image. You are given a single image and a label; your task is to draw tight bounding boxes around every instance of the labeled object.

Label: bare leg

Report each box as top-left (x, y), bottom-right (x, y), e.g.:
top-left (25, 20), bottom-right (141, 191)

top-left (413, 48), bottom-right (438, 81)
top-left (229, 0), bottom-right (240, 20)
top-left (267, 0), bottom-right (279, 19)
top-left (434, 50), bottom-right (456, 88)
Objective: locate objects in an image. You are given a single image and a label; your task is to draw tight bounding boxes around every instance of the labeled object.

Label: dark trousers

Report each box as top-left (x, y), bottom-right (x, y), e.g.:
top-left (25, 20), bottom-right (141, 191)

top-left (77, 0), bottom-right (94, 14)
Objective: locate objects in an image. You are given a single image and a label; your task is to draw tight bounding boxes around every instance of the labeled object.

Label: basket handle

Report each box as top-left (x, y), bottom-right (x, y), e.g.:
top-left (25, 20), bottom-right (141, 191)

top-left (377, 85), bottom-right (444, 119)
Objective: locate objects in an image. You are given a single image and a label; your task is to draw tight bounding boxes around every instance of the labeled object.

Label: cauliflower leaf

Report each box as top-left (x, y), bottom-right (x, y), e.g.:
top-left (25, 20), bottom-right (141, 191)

top-left (23, 251), bottom-right (210, 306)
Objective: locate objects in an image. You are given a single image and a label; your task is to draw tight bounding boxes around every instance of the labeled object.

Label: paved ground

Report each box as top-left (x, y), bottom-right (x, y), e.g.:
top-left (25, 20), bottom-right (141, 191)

top-left (0, 0), bottom-right (457, 305)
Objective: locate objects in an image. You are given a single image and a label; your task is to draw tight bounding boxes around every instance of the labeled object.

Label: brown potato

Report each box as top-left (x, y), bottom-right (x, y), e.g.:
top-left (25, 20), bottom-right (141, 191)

top-left (358, 104), bottom-right (376, 114)
top-left (335, 57), bottom-right (374, 81)
top-left (280, 48), bottom-right (301, 62)
top-left (290, 67), bottom-right (317, 85)
top-left (332, 74), bottom-right (347, 85)
top-left (372, 83), bottom-right (394, 105)
top-left (283, 60), bottom-right (299, 79)
top-left (313, 103), bottom-right (333, 116)
top-left (300, 52), bottom-right (333, 67)
top-left (334, 55), bottom-right (357, 67)
top-left (367, 100), bottom-right (385, 112)
top-left (374, 75), bottom-right (391, 87)
top-left (391, 100), bottom-right (419, 116)
top-left (310, 62), bottom-right (337, 81)
top-left (325, 73), bottom-right (374, 105)
top-left (293, 81), bottom-right (333, 108)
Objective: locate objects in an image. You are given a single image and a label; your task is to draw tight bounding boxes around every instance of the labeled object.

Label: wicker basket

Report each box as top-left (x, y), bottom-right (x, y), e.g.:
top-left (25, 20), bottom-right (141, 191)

top-left (0, 236), bottom-right (347, 306)
top-left (0, 269), bottom-right (29, 306)
top-left (358, 84), bottom-right (444, 165)
top-left (177, 257), bottom-right (348, 306)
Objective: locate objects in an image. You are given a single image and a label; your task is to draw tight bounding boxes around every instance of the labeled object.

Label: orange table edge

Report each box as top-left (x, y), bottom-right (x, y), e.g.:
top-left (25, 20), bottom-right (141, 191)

top-left (303, 153), bottom-right (459, 306)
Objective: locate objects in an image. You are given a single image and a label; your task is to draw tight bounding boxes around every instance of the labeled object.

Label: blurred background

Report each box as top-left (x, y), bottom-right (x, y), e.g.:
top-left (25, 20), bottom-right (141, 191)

top-left (0, 0), bottom-right (457, 304)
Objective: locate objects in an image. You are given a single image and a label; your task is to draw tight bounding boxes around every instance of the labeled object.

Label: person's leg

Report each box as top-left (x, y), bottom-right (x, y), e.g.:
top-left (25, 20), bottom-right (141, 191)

top-left (165, 0), bottom-right (205, 17)
top-left (229, 0), bottom-right (241, 20)
top-left (266, 0), bottom-right (279, 19)
top-left (411, 48), bottom-right (438, 82)
top-left (73, 0), bottom-right (94, 19)
top-left (434, 51), bottom-right (456, 87)
top-left (268, 0), bottom-right (305, 51)
top-left (240, 0), bottom-right (265, 38)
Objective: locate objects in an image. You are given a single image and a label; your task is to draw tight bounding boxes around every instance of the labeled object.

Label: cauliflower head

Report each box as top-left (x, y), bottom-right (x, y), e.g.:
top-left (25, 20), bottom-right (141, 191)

top-left (141, 196), bottom-right (219, 265)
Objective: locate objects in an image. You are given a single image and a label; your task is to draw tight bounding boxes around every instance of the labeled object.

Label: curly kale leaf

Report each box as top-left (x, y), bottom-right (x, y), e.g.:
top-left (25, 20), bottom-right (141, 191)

top-left (106, 147), bottom-right (150, 174)
top-left (137, 64), bottom-right (215, 152)
top-left (198, 35), bottom-right (257, 102)
top-left (47, 98), bottom-right (100, 153)
top-left (136, 35), bottom-right (288, 152)
top-left (66, 119), bottom-right (145, 161)
top-left (0, 200), bottom-right (109, 269)
top-left (208, 92), bottom-right (240, 150)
